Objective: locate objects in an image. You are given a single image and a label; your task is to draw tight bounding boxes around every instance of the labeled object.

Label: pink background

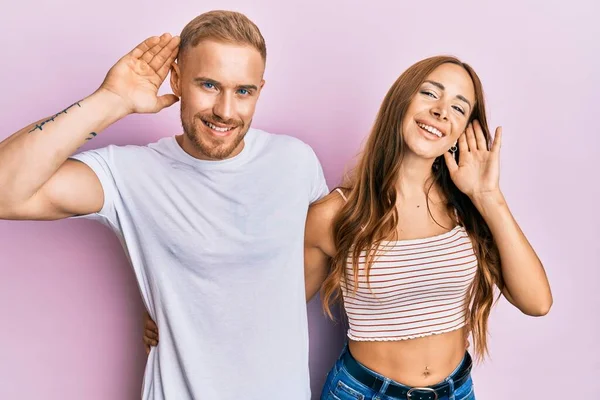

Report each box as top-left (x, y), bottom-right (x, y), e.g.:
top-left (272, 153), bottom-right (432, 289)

top-left (1, 0), bottom-right (598, 398)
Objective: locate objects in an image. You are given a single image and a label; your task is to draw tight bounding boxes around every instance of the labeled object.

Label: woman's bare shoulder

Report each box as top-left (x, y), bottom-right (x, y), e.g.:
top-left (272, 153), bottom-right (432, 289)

top-left (308, 189), bottom-right (347, 223)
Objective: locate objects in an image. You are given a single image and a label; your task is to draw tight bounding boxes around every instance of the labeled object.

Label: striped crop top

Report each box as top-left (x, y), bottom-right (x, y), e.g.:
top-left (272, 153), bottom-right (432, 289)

top-left (335, 189), bottom-right (478, 341)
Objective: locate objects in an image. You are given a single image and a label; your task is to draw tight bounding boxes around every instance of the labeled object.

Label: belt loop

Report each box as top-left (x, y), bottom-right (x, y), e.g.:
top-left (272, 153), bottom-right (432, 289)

top-left (336, 344), bottom-right (348, 372)
top-left (445, 376), bottom-right (456, 400)
top-left (340, 343), bottom-right (349, 360)
top-left (377, 377), bottom-right (390, 395)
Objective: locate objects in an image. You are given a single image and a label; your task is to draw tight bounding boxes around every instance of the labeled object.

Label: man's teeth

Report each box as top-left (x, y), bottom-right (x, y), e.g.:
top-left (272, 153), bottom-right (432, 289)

top-left (417, 122), bottom-right (443, 138)
top-left (205, 121), bottom-right (234, 132)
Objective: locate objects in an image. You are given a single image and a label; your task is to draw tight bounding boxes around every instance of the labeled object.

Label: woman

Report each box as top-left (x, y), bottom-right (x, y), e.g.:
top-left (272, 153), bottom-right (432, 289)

top-left (143, 55), bottom-right (552, 399)
top-left (304, 56), bottom-right (552, 400)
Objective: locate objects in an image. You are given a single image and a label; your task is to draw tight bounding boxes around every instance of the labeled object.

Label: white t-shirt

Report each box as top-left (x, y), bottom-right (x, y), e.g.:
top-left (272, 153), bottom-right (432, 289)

top-left (70, 128), bottom-right (329, 400)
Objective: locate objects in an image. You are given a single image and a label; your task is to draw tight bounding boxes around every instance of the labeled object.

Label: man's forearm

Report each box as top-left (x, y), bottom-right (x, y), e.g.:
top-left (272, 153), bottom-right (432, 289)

top-left (0, 89), bottom-right (127, 209)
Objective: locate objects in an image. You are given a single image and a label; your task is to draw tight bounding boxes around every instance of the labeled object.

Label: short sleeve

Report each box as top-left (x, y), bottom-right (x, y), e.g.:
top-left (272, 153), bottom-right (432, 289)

top-left (307, 146), bottom-right (329, 204)
top-left (69, 146), bottom-right (119, 230)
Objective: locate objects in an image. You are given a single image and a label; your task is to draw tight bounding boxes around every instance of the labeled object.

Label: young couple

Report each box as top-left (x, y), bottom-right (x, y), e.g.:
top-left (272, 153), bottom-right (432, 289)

top-left (0, 9), bottom-right (552, 400)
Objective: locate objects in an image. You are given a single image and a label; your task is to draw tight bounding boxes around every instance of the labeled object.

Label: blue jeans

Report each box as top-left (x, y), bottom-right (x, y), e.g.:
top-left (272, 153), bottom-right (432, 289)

top-left (320, 345), bottom-right (475, 400)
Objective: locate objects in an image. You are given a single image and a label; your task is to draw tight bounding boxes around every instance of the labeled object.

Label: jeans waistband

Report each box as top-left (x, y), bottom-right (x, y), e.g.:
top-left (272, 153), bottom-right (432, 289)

top-left (340, 347), bottom-right (472, 400)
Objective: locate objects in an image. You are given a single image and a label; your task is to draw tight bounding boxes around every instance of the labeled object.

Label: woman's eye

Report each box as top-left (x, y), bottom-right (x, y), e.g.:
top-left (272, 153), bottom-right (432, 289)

top-left (453, 106), bottom-right (465, 115)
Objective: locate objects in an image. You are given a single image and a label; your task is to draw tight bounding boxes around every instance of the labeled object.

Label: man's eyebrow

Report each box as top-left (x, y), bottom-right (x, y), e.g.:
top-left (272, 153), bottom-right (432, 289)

top-left (194, 77), bottom-right (221, 87)
top-left (193, 78), bottom-right (258, 92)
top-left (237, 84), bottom-right (258, 91)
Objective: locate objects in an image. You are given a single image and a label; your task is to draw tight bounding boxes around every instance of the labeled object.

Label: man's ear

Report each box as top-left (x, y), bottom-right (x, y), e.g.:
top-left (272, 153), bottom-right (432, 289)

top-left (170, 62), bottom-right (181, 97)
top-left (256, 79), bottom-right (265, 97)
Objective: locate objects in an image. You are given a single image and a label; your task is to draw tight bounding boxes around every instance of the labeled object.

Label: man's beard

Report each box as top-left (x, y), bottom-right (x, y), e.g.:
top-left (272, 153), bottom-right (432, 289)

top-left (181, 111), bottom-right (249, 160)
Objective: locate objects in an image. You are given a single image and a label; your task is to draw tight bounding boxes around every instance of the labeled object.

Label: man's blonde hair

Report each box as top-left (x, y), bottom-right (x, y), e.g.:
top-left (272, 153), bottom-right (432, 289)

top-left (179, 10), bottom-right (266, 62)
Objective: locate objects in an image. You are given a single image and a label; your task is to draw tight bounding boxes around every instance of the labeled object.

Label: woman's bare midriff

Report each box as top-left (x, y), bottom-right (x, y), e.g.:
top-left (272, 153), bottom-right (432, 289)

top-left (348, 327), bottom-right (469, 387)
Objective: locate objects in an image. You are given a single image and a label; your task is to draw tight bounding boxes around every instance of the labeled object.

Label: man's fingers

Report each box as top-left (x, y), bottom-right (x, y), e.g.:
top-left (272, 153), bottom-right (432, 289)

top-left (145, 328), bottom-right (158, 340)
top-left (145, 329), bottom-right (158, 340)
top-left (141, 33), bottom-right (173, 64)
top-left (143, 336), bottom-right (158, 346)
top-left (144, 318), bottom-right (156, 329)
top-left (155, 94), bottom-right (180, 111)
top-left (156, 48), bottom-right (179, 82)
top-left (129, 36), bottom-right (161, 59)
top-left (150, 36), bottom-right (180, 72)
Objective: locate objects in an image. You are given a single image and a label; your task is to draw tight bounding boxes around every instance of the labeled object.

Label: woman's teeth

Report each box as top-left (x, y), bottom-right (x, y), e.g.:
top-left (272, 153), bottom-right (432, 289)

top-left (204, 121), bottom-right (234, 132)
top-left (417, 122), bottom-right (443, 138)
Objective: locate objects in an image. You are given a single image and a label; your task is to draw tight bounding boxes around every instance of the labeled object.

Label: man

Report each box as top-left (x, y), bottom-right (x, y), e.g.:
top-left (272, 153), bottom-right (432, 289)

top-left (0, 10), bottom-right (328, 400)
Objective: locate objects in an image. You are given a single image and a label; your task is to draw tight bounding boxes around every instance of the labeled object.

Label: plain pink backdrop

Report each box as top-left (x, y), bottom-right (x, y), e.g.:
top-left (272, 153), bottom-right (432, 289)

top-left (0, 0), bottom-right (598, 399)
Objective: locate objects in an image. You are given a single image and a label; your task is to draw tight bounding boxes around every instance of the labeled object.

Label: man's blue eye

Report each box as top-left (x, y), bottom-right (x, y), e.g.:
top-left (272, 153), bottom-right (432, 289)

top-left (238, 89), bottom-right (249, 95)
top-left (203, 83), bottom-right (214, 89)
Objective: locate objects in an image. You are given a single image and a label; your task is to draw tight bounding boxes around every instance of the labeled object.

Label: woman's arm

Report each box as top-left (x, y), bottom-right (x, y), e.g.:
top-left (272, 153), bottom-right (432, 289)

top-left (472, 192), bottom-right (552, 316)
top-left (445, 121), bottom-right (552, 316)
top-left (304, 192), bottom-right (343, 302)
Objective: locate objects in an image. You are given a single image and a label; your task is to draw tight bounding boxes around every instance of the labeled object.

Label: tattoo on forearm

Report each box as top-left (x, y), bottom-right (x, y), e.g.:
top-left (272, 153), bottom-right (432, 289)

top-left (85, 132), bottom-right (97, 141)
top-left (28, 101), bottom-right (82, 133)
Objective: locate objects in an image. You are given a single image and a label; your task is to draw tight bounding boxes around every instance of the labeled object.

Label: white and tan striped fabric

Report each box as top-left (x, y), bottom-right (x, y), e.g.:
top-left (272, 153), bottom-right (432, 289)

top-left (335, 188), bottom-right (478, 341)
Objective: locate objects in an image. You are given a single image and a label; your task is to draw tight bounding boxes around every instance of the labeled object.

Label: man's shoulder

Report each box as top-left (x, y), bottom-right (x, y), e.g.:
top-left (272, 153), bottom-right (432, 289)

top-left (74, 136), bottom-right (175, 162)
top-left (252, 128), bottom-right (316, 160)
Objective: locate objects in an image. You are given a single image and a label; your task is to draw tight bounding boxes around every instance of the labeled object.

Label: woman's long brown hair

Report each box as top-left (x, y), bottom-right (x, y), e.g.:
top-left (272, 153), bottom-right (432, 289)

top-left (320, 56), bottom-right (504, 360)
